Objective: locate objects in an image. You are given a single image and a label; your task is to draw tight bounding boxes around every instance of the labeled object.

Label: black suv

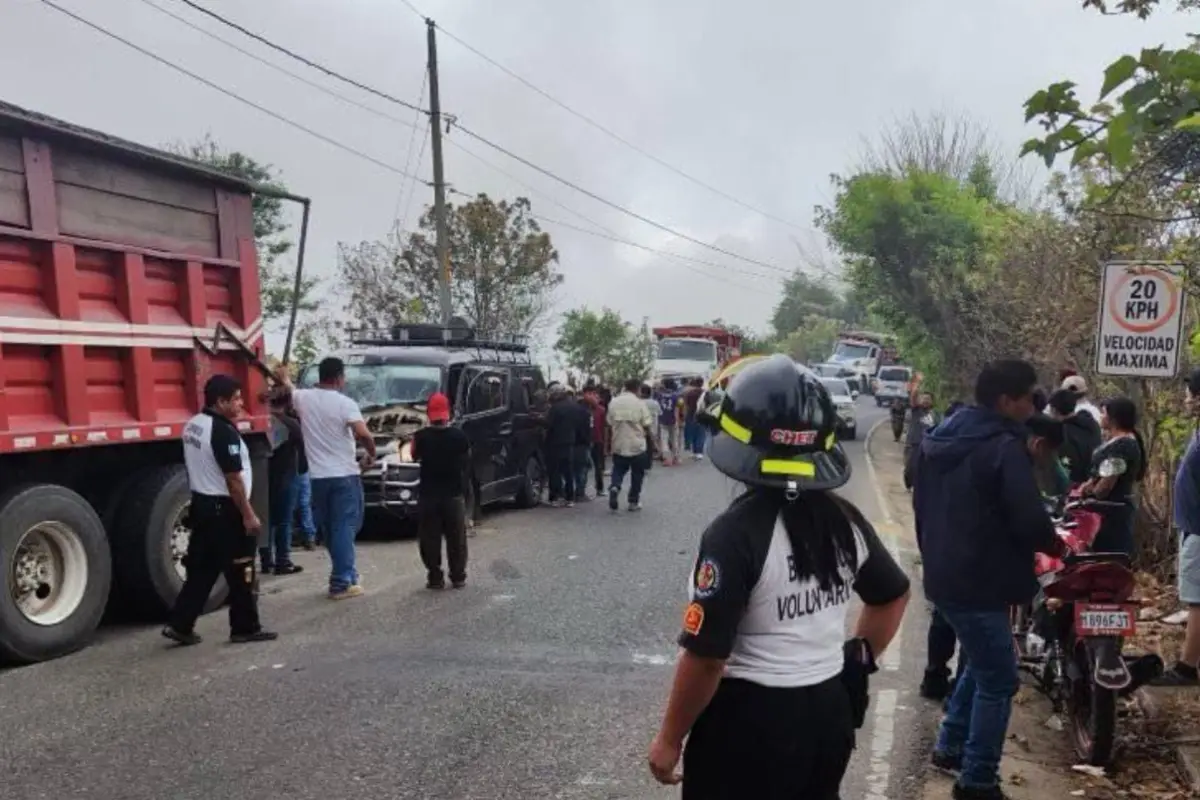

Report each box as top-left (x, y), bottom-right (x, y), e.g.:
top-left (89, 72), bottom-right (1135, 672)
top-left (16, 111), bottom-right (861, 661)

top-left (297, 324), bottom-right (547, 521)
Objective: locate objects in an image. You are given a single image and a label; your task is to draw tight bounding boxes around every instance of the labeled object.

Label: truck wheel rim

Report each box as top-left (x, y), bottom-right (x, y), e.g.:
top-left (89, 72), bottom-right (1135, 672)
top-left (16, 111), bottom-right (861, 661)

top-left (11, 522), bottom-right (88, 626)
top-left (170, 504), bottom-right (191, 582)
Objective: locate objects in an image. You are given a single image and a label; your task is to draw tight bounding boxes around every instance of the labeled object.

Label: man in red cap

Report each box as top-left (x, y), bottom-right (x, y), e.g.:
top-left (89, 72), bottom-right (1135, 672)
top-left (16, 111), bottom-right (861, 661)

top-left (410, 392), bottom-right (472, 589)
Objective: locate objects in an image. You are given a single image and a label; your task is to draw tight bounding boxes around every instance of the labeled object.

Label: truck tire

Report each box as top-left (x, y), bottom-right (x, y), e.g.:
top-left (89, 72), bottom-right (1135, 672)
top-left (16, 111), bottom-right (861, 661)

top-left (113, 466), bottom-right (227, 617)
top-left (0, 484), bottom-right (112, 664)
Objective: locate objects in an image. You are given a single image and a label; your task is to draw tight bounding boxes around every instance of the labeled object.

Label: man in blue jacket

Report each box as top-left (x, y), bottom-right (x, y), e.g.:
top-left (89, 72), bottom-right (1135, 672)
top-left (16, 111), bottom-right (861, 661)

top-left (912, 360), bottom-right (1065, 800)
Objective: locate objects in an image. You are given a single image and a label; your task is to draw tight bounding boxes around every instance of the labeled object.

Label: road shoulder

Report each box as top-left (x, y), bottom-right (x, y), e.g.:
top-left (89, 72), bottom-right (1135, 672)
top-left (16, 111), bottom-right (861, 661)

top-left (864, 422), bottom-right (1083, 800)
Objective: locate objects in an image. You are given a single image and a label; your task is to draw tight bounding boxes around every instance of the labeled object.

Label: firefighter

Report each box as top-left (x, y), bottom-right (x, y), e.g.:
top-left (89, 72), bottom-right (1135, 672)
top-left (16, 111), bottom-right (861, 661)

top-left (647, 355), bottom-right (910, 798)
top-left (163, 374), bottom-right (277, 646)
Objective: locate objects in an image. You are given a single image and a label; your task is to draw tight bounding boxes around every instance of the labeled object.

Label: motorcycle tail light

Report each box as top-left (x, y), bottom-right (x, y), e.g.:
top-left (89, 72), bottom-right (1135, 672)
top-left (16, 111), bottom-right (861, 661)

top-left (1044, 562), bottom-right (1136, 603)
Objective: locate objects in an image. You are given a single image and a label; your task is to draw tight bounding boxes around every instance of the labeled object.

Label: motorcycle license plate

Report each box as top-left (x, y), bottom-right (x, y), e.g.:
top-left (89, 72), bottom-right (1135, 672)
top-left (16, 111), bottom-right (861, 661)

top-left (1074, 603), bottom-right (1136, 636)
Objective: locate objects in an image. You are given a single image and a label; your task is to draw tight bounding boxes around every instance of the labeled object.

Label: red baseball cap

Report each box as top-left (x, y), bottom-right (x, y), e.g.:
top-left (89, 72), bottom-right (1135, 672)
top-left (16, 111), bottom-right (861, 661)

top-left (427, 392), bottom-right (451, 422)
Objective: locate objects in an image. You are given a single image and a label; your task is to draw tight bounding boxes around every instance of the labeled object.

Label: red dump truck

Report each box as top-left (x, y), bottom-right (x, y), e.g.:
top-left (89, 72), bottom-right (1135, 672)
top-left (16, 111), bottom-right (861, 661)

top-left (0, 102), bottom-right (308, 664)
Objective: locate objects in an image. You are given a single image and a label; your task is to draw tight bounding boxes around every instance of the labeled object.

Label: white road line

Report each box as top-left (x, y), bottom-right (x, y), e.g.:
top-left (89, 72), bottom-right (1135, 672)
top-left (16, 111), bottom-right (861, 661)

top-left (865, 688), bottom-right (898, 800)
top-left (863, 416), bottom-right (895, 526)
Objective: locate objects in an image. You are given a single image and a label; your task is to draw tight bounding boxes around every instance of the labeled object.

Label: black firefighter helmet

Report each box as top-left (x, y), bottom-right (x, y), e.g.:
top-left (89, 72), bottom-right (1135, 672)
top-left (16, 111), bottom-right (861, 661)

top-left (701, 354), bottom-right (851, 492)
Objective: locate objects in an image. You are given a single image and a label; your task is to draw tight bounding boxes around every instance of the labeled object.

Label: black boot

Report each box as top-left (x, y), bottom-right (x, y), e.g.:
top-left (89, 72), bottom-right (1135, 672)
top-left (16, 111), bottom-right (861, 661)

top-left (920, 667), bottom-right (952, 701)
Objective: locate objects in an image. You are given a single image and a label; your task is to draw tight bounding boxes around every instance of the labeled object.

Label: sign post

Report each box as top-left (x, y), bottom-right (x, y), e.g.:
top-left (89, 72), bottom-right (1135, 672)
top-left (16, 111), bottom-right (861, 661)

top-left (1095, 262), bottom-right (1187, 378)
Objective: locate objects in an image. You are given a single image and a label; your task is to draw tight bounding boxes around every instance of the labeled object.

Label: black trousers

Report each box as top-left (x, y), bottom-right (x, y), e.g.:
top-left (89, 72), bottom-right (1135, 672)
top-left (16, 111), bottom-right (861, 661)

top-left (169, 496), bottom-right (261, 636)
top-left (590, 443), bottom-right (606, 492)
top-left (546, 444), bottom-right (575, 501)
top-left (682, 676), bottom-right (854, 799)
top-left (927, 605), bottom-right (958, 676)
top-left (418, 495), bottom-right (467, 583)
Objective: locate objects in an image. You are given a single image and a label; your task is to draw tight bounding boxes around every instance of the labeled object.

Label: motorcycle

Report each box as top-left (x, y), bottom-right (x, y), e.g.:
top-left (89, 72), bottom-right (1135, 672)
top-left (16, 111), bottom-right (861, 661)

top-left (1013, 497), bottom-right (1164, 766)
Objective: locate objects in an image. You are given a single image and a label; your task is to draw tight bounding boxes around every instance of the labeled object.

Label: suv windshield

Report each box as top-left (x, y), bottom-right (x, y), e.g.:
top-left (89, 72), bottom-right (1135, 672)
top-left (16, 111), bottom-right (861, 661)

top-left (659, 339), bottom-right (717, 362)
top-left (878, 367), bottom-right (910, 382)
top-left (821, 378), bottom-right (851, 397)
top-left (298, 363), bottom-right (443, 410)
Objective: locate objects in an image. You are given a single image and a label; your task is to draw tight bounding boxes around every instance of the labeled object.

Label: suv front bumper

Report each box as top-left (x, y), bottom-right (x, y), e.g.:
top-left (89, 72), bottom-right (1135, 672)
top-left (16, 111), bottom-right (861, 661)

top-left (362, 463), bottom-right (421, 514)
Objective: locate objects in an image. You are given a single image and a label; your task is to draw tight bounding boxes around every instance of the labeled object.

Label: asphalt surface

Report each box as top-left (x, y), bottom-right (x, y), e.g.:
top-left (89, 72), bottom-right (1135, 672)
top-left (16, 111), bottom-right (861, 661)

top-left (0, 396), bottom-right (937, 800)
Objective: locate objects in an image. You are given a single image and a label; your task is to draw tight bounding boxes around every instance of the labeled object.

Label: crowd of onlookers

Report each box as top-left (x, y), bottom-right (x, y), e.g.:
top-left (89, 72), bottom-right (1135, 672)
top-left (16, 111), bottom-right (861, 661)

top-left (536, 376), bottom-right (716, 511)
top-left (894, 359), bottom-right (1200, 798)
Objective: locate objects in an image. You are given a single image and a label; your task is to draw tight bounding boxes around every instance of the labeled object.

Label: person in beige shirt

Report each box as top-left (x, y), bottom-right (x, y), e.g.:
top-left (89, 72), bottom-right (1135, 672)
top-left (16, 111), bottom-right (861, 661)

top-left (607, 378), bottom-right (656, 511)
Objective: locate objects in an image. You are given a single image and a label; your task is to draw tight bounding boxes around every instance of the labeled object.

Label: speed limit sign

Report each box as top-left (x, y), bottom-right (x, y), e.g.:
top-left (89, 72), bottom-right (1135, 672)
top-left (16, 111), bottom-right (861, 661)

top-left (1095, 262), bottom-right (1187, 378)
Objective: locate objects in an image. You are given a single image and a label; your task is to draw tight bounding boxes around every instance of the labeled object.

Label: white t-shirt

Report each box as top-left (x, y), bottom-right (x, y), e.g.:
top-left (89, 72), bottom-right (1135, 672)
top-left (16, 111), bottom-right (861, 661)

top-left (292, 388), bottom-right (365, 479)
top-left (678, 493), bottom-right (909, 688)
top-left (182, 410), bottom-right (252, 497)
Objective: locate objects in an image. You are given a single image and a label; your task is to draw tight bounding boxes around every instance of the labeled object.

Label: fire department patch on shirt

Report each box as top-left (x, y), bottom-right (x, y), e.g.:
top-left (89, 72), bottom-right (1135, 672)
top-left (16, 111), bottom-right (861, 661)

top-left (694, 558), bottom-right (720, 598)
top-left (683, 602), bottom-right (704, 636)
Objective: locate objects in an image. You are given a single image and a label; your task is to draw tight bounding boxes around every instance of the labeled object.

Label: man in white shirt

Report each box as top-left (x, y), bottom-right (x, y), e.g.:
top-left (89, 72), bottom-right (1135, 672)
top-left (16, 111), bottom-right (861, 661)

top-left (275, 359), bottom-right (376, 600)
top-left (607, 378), bottom-right (656, 512)
top-left (1060, 375), bottom-right (1103, 424)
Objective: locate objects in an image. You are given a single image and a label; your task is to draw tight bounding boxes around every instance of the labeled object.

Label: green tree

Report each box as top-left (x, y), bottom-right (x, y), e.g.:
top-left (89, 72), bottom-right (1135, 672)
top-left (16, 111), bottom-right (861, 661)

top-left (769, 272), bottom-right (847, 339)
top-left (397, 194), bottom-right (563, 335)
top-left (556, 308), bottom-right (653, 385)
top-left (775, 315), bottom-right (842, 364)
top-left (167, 135), bottom-right (317, 322)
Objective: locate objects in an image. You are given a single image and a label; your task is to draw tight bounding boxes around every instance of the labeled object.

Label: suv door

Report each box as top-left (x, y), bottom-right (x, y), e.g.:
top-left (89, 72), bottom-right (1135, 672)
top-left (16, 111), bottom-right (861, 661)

top-left (459, 366), bottom-right (511, 503)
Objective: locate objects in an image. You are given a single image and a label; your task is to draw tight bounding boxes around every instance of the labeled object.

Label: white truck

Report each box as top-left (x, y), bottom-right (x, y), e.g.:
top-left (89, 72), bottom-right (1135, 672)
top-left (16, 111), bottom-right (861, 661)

top-left (651, 325), bottom-right (741, 386)
top-left (827, 331), bottom-right (895, 395)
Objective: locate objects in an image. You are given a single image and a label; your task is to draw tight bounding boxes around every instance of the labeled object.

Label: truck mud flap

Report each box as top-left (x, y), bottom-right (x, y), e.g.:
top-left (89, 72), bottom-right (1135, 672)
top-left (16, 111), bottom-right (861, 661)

top-left (1082, 636), bottom-right (1131, 691)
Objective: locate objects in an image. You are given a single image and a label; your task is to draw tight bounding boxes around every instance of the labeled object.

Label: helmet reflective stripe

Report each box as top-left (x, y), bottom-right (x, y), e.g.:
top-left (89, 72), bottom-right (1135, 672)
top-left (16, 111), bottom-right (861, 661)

top-left (760, 458), bottom-right (816, 477)
top-left (717, 410), bottom-right (752, 443)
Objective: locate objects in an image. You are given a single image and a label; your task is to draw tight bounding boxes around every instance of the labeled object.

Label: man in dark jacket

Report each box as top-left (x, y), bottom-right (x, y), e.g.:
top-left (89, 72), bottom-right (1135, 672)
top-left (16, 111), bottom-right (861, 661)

top-left (903, 393), bottom-right (938, 489)
top-left (913, 360), bottom-right (1065, 800)
top-left (544, 389), bottom-right (579, 507)
top-left (573, 391), bottom-right (595, 501)
top-left (1047, 388), bottom-right (1102, 485)
top-left (262, 396), bottom-right (305, 576)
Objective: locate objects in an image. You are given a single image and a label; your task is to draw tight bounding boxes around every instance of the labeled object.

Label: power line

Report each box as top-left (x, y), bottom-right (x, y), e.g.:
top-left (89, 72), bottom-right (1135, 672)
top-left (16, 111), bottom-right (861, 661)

top-left (133, 0), bottom-right (418, 131)
top-left (166, 0), bottom-right (430, 115)
top-left (452, 123), bottom-right (792, 274)
top-left (396, 0), bottom-right (807, 233)
top-left (37, 0), bottom-right (426, 182)
top-left (146, 0), bottom-right (791, 273)
top-left (446, 137), bottom-right (620, 238)
top-left (396, 119), bottom-right (431, 233)
top-left (531, 214), bottom-right (783, 294)
top-left (392, 73), bottom-right (429, 230)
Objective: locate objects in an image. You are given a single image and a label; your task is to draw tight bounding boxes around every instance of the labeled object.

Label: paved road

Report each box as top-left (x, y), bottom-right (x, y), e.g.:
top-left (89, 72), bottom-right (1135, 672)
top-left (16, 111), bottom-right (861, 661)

top-left (0, 397), bottom-right (936, 800)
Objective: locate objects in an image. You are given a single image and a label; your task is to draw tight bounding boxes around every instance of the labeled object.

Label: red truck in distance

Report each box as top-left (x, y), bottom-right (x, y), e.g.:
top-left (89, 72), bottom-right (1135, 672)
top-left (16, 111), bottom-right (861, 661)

top-left (0, 102), bottom-right (308, 664)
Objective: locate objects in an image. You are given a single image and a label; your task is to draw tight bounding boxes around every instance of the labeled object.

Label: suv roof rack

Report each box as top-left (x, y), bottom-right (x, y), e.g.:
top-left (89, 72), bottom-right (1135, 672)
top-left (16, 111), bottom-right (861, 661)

top-left (346, 324), bottom-right (533, 363)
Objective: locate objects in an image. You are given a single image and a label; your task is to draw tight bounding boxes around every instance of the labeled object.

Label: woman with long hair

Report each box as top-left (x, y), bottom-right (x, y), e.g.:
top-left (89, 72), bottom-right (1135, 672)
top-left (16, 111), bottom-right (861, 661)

top-left (647, 355), bottom-right (910, 798)
top-left (1080, 396), bottom-right (1146, 556)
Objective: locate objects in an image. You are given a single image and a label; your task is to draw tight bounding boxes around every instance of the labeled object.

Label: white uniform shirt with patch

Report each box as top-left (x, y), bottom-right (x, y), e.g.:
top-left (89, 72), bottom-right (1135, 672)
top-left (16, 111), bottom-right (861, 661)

top-left (678, 493), bottom-right (909, 689)
top-left (292, 388), bottom-right (365, 479)
top-left (182, 410), bottom-right (252, 497)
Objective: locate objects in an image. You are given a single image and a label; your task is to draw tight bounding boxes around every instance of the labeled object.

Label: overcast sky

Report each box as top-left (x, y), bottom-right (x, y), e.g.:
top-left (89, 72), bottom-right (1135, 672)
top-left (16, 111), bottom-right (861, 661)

top-left (2, 0), bottom-right (1192, 364)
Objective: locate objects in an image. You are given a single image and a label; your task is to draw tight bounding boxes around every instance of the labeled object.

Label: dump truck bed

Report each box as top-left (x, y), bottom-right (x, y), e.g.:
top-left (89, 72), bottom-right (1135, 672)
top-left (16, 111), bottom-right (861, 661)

top-left (0, 102), bottom-right (268, 454)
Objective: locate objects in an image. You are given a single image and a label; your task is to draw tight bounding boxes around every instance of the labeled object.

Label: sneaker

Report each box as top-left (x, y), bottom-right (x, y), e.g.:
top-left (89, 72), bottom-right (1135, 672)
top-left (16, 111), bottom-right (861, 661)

top-left (451, 579), bottom-right (466, 589)
top-left (1151, 663), bottom-right (1200, 687)
top-left (230, 629), bottom-right (279, 644)
top-left (952, 783), bottom-right (1008, 800)
top-left (426, 580), bottom-right (446, 590)
top-left (329, 584), bottom-right (365, 600)
top-left (302, 540), bottom-right (316, 552)
top-left (608, 487), bottom-right (619, 511)
top-left (628, 502), bottom-right (642, 512)
top-left (931, 750), bottom-right (963, 775)
top-left (274, 563), bottom-right (304, 576)
top-left (920, 668), bottom-right (952, 701)
top-left (162, 626), bottom-right (202, 646)
top-left (566, 501), bottom-right (575, 508)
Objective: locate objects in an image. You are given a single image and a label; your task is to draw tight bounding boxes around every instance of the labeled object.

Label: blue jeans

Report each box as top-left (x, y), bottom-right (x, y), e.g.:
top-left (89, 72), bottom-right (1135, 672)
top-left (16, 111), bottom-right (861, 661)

top-left (574, 445), bottom-right (591, 499)
top-left (296, 472), bottom-right (317, 544)
top-left (684, 419), bottom-right (706, 454)
top-left (935, 606), bottom-right (1019, 790)
top-left (310, 475), bottom-right (365, 593)
top-left (261, 474), bottom-right (300, 568)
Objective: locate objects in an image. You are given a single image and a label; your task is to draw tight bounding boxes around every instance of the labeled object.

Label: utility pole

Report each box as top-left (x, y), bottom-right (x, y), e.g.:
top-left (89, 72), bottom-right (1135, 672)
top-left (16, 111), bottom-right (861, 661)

top-left (426, 18), bottom-right (452, 324)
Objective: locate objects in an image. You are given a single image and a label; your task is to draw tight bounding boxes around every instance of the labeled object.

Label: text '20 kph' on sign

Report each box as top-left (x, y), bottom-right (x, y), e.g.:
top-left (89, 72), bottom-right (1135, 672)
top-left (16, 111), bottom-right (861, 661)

top-left (1095, 262), bottom-right (1187, 379)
